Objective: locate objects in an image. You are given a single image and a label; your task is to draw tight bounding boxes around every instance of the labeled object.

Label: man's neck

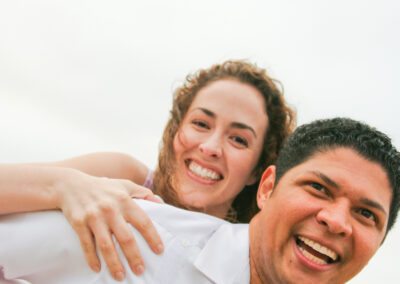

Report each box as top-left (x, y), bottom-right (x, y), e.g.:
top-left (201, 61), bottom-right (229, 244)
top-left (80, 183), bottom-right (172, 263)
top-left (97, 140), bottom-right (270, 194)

top-left (250, 256), bottom-right (266, 284)
top-left (249, 218), bottom-right (269, 284)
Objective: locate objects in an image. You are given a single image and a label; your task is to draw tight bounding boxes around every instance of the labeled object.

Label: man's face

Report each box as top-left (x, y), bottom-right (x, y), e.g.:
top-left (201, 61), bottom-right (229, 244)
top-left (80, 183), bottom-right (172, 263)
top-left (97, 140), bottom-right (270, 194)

top-left (249, 147), bottom-right (392, 284)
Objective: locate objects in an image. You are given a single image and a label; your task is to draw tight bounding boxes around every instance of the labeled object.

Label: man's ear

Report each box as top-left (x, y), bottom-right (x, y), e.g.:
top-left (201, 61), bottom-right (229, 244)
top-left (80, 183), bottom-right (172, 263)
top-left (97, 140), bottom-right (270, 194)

top-left (256, 166), bottom-right (276, 210)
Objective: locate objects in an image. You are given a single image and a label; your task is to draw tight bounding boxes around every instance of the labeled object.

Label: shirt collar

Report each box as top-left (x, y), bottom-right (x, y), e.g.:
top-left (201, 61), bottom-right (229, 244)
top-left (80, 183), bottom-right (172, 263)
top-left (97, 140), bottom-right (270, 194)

top-left (193, 223), bottom-right (250, 284)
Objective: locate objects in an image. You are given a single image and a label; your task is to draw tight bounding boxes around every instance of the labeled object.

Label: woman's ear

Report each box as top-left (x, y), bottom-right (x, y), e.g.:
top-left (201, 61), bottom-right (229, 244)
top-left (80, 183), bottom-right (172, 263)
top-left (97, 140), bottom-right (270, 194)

top-left (256, 166), bottom-right (276, 210)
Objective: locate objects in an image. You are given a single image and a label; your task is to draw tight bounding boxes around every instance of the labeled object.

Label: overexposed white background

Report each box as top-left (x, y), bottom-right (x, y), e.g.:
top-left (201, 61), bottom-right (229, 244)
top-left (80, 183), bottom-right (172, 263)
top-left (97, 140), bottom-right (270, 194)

top-left (0, 1), bottom-right (399, 283)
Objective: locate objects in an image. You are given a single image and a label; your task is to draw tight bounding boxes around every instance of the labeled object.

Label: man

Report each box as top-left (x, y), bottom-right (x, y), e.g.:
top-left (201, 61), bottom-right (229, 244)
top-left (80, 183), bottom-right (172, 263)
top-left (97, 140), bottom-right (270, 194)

top-left (248, 118), bottom-right (399, 283)
top-left (1, 117), bottom-right (399, 283)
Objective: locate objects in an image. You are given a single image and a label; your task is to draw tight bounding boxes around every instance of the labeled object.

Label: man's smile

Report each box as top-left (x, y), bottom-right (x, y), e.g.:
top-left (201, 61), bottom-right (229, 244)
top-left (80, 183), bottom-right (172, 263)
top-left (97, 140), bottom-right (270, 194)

top-left (296, 235), bottom-right (339, 265)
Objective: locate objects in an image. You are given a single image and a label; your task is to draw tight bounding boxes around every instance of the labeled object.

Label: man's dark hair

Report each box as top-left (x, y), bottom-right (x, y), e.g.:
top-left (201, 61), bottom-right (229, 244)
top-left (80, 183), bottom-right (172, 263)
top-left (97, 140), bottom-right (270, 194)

top-left (275, 117), bottom-right (400, 232)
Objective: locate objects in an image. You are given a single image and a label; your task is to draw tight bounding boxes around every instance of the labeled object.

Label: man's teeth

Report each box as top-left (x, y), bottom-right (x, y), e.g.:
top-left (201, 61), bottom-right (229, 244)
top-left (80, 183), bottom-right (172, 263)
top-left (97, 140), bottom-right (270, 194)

top-left (298, 236), bottom-right (338, 264)
top-left (298, 246), bottom-right (328, 265)
top-left (188, 161), bottom-right (221, 180)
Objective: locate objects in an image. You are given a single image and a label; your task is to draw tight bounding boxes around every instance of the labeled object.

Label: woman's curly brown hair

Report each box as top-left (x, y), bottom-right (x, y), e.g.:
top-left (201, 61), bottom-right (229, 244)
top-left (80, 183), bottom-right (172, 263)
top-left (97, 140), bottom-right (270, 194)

top-left (153, 60), bottom-right (296, 223)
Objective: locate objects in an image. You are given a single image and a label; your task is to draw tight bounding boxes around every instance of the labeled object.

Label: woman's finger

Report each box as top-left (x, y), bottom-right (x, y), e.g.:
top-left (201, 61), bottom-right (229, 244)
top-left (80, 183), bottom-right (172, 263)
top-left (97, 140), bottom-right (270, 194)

top-left (74, 225), bottom-right (101, 272)
top-left (110, 215), bottom-right (146, 275)
top-left (125, 201), bottom-right (164, 256)
top-left (90, 220), bottom-right (126, 281)
top-left (118, 181), bottom-right (164, 255)
top-left (121, 180), bottom-right (161, 203)
top-left (144, 194), bottom-right (163, 204)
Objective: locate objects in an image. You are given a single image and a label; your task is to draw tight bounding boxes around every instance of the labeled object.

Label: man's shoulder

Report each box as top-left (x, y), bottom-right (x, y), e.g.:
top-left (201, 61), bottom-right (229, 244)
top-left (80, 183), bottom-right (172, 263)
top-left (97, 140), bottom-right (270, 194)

top-left (135, 199), bottom-right (227, 224)
top-left (135, 200), bottom-right (250, 284)
top-left (135, 200), bottom-right (229, 245)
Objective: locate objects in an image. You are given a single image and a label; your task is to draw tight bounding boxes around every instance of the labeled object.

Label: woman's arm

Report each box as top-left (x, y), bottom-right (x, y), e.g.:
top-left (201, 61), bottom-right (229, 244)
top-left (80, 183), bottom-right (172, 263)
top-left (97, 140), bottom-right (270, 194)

top-left (28, 152), bottom-right (150, 185)
top-left (0, 153), bottom-right (164, 281)
top-left (0, 164), bottom-right (74, 214)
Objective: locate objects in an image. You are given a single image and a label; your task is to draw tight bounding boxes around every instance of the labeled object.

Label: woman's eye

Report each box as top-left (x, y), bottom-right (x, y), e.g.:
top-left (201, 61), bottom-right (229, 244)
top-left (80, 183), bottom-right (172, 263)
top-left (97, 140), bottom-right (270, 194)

top-left (192, 120), bottom-right (209, 129)
top-left (231, 136), bottom-right (248, 147)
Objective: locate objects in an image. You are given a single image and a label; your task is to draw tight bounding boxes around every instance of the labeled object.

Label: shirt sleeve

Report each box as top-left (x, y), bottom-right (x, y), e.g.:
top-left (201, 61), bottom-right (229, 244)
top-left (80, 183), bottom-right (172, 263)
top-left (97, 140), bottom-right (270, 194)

top-left (142, 169), bottom-right (154, 190)
top-left (0, 211), bottom-right (97, 284)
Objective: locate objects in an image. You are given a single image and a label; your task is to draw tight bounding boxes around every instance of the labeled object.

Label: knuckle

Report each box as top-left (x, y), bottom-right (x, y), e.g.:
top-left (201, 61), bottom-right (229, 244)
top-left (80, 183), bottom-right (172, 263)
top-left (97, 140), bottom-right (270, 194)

top-left (118, 234), bottom-right (135, 247)
top-left (136, 218), bottom-right (153, 232)
top-left (73, 217), bottom-right (86, 228)
top-left (136, 186), bottom-right (152, 196)
top-left (142, 188), bottom-right (152, 195)
top-left (115, 191), bottom-right (130, 203)
top-left (97, 240), bottom-right (113, 253)
top-left (98, 201), bottom-right (115, 213)
top-left (71, 213), bottom-right (87, 228)
top-left (81, 239), bottom-right (94, 252)
top-left (85, 207), bottom-right (100, 219)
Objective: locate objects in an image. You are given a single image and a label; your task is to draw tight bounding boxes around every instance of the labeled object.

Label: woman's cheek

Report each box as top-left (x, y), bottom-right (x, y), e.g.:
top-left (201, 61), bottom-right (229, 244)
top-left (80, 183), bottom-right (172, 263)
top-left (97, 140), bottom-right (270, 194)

top-left (174, 129), bottom-right (190, 152)
top-left (229, 150), bottom-right (255, 174)
top-left (182, 127), bottom-right (206, 147)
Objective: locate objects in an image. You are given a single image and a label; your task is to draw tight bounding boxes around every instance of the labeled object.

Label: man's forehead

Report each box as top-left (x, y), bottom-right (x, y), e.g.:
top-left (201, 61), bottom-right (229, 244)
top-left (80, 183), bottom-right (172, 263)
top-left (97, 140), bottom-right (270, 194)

top-left (278, 147), bottom-right (392, 206)
top-left (292, 147), bottom-right (384, 176)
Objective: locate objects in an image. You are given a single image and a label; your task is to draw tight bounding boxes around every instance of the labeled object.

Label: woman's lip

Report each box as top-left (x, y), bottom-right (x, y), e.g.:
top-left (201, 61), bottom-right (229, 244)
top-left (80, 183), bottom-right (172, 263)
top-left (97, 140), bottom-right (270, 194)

top-left (184, 159), bottom-right (223, 185)
top-left (185, 158), bottom-right (224, 178)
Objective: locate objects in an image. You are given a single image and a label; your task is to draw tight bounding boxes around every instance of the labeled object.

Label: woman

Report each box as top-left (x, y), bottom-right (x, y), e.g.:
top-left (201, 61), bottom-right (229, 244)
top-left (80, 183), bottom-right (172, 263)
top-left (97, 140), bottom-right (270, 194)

top-left (0, 60), bottom-right (295, 280)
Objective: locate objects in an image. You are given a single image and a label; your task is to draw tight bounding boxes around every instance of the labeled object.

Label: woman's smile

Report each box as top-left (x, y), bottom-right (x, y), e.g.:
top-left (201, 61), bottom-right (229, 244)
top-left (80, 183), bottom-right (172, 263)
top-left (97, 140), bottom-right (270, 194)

top-left (186, 159), bottom-right (223, 182)
top-left (172, 78), bottom-right (268, 217)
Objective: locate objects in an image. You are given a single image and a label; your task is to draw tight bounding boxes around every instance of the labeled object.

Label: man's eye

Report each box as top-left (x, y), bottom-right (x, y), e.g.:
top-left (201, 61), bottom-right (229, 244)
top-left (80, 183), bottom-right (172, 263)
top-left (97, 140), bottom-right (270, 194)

top-left (310, 182), bottom-right (325, 192)
top-left (231, 136), bottom-right (248, 147)
top-left (192, 120), bottom-right (209, 129)
top-left (357, 208), bottom-right (377, 222)
top-left (309, 182), bottom-right (330, 196)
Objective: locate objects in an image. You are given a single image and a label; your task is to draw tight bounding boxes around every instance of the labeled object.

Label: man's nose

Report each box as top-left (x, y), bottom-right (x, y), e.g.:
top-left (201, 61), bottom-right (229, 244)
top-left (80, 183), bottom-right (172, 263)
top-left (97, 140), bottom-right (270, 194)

top-left (316, 199), bottom-right (352, 237)
top-left (199, 133), bottom-right (223, 158)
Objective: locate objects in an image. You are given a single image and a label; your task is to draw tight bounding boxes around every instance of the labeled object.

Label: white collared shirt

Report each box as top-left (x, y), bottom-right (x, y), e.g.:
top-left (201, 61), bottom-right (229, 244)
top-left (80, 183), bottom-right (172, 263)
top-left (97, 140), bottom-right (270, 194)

top-left (0, 200), bottom-right (250, 284)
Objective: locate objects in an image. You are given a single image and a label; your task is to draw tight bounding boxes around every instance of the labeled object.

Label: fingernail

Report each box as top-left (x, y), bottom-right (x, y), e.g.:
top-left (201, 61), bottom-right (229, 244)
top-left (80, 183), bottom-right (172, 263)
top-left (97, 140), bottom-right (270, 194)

top-left (135, 264), bottom-right (144, 275)
top-left (93, 264), bottom-right (101, 272)
top-left (157, 244), bottom-right (164, 253)
top-left (115, 271), bottom-right (125, 281)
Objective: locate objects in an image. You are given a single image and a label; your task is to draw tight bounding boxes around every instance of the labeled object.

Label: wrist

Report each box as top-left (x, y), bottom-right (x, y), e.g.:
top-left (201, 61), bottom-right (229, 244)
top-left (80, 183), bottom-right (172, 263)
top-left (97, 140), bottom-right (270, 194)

top-left (51, 167), bottom-right (85, 210)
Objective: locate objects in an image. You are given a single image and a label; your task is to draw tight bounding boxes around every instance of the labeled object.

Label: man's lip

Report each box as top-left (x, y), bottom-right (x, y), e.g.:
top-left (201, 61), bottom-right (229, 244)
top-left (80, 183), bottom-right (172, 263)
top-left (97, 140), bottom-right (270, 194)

top-left (294, 235), bottom-right (342, 269)
top-left (297, 234), bottom-right (342, 259)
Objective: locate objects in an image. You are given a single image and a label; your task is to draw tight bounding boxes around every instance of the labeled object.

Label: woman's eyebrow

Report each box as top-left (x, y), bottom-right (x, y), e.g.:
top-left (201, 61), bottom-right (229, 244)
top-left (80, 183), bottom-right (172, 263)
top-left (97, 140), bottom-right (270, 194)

top-left (198, 107), bottom-right (215, 117)
top-left (231, 122), bottom-right (257, 138)
top-left (196, 107), bottom-right (257, 137)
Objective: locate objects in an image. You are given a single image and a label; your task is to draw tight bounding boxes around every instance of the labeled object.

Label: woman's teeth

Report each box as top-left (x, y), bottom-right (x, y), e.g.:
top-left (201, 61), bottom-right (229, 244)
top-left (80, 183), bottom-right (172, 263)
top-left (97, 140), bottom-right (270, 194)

top-left (188, 161), bottom-right (221, 180)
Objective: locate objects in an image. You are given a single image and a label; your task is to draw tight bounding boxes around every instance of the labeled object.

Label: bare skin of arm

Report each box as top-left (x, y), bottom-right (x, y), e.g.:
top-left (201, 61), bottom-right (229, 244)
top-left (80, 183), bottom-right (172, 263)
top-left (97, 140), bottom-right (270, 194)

top-left (30, 152), bottom-right (150, 185)
top-left (0, 152), bottom-right (164, 281)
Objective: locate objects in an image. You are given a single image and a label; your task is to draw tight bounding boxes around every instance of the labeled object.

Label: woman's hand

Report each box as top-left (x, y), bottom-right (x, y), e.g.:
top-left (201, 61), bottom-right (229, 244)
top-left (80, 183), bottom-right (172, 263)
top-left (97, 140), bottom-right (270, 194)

top-left (54, 172), bottom-right (164, 281)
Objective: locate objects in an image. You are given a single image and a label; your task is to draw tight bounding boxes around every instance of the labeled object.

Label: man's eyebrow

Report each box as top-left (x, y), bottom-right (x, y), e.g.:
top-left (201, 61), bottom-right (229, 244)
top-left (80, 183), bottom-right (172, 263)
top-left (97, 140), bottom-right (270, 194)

top-left (311, 171), bottom-right (387, 215)
top-left (196, 107), bottom-right (257, 138)
top-left (311, 171), bottom-right (339, 190)
top-left (360, 198), bottom-right (387, 215)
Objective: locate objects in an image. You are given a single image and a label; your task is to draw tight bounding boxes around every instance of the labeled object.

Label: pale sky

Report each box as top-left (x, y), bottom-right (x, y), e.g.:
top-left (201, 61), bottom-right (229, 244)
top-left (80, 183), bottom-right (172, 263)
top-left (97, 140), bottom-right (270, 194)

top-left (0, 1), bottom-right (399, 282)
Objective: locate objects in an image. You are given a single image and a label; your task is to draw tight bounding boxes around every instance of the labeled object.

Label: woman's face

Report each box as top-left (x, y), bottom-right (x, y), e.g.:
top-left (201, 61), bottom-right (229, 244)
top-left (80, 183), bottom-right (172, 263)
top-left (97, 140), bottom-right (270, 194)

top-left (172, 79), bottom-right (268, 218)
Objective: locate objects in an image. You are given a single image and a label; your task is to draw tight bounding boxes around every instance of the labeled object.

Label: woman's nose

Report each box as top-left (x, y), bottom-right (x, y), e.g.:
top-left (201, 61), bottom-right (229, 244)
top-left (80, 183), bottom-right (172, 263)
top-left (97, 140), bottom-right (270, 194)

top-left (199, 134), bottom-right (223, 158)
